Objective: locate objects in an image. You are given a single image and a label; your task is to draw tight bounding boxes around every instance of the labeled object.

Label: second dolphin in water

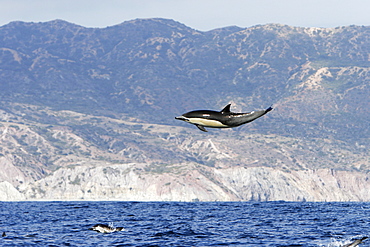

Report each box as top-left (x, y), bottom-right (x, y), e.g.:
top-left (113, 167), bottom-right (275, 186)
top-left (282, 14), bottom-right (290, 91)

top-left (175, 104), bottom-right (273, 132)
top-left (89, 224), bottom-right (125, 233)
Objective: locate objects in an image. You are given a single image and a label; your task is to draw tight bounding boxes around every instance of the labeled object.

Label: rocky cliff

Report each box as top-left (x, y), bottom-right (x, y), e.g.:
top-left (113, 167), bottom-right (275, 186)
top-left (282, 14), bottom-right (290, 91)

top-left (18, 163), bottom-right (370, 202)
top-left (0, 19), bottom-right (369, 201)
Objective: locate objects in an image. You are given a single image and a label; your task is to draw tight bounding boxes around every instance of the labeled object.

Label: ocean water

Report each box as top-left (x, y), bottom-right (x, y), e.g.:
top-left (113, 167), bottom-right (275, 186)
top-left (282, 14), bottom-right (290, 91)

top-left (0, 201), bottom-right (369, 246)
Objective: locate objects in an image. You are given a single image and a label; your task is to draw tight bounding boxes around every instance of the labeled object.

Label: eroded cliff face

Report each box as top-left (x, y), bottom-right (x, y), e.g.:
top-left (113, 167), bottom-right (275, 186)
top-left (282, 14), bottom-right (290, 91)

top-left (6, 163), bottom-right (367, 202)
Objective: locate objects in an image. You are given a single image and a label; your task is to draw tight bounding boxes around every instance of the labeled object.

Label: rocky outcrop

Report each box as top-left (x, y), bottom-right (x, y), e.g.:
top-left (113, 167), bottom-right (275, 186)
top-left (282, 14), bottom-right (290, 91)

top-left (14, 163), bottom-right (370, 202)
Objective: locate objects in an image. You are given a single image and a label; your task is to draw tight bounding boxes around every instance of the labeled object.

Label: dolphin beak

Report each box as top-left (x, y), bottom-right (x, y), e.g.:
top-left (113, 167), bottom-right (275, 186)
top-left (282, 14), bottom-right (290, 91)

top-left (175, 116), bottom-right (187, 121)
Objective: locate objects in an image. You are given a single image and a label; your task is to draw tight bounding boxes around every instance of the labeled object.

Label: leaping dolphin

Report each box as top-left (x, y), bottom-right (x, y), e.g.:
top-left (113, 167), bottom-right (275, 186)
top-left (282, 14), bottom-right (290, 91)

top-left (175, 104), bottom-right (273, 132)
top-left (342, 237), bottom-right (368, 247)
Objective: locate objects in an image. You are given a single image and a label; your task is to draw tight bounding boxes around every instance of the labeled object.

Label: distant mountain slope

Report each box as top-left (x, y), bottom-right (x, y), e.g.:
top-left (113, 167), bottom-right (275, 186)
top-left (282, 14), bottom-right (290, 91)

top-left (0, 19), bottom-right (369, 201)
top-left (0, 19), bottom-right (369, 141)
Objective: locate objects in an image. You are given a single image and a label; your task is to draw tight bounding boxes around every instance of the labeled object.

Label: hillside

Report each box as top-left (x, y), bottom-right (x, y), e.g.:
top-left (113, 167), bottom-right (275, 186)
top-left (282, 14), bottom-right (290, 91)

top-left (0, 18), bottom-right (369, 201)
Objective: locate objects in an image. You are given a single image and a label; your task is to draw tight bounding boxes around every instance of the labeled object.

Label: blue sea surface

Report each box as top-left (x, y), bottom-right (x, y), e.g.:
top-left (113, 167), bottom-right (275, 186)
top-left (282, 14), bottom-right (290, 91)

top-left (0, 201), bottom-right (369, 246)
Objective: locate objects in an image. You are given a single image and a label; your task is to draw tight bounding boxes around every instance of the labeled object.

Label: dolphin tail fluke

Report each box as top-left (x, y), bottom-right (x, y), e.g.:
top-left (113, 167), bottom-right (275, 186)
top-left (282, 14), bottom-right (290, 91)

top-left (266, 105), bottom-right (273, 113)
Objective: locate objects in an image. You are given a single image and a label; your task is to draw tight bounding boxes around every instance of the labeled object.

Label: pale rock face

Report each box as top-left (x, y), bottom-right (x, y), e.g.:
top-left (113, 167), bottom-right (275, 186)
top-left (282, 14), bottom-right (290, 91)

top-left (215, 167), bottom-right (370, 202)
top-left (0, 181), bottom-right (25, 201)
top-left (20, 163), bottom-right (234, 201)
top-left (4, 163), bottom-right (368, 202)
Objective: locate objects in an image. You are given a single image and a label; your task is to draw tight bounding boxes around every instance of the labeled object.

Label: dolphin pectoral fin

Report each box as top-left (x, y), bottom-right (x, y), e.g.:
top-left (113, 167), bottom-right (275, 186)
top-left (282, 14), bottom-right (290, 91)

top-left (196, 125), bottom-right (208, 132)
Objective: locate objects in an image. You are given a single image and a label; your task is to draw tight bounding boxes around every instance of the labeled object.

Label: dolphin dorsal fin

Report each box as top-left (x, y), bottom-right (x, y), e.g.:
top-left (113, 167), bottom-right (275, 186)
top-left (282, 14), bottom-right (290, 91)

top-left (220, 104), bottom-right (231, 114)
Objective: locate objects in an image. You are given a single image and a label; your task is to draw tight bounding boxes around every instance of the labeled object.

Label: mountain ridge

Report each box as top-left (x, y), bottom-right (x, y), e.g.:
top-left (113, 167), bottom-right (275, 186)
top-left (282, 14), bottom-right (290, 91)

top-left (0, 18), bottom-right (369, 201)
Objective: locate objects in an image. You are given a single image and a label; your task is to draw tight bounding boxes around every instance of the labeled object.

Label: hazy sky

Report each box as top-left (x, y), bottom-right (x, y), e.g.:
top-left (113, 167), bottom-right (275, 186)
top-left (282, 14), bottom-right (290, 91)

top-left (1, 0), bottom-right (369, 31)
